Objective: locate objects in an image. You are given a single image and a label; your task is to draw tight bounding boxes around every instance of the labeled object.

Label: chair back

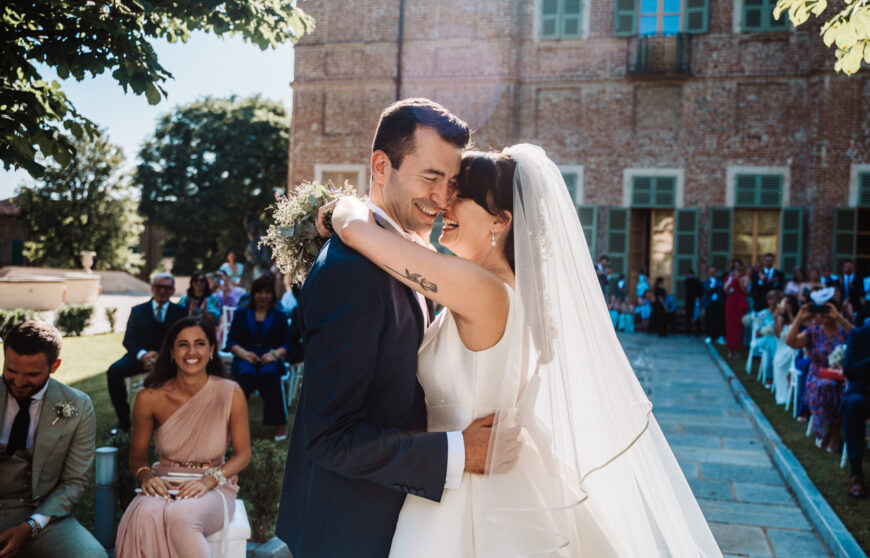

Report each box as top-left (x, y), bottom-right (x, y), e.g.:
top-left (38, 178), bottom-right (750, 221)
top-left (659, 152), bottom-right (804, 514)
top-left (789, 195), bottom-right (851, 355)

top-left (218, 306), bottom-right (237, 350)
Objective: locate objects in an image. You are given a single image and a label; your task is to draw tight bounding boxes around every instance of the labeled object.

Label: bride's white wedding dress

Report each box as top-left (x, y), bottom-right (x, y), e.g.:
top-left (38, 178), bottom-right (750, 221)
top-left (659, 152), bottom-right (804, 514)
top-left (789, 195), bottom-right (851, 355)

top-left (389, 286), bottom-right (619, 557)
top-left (391, 144), bottom-right (721, 557)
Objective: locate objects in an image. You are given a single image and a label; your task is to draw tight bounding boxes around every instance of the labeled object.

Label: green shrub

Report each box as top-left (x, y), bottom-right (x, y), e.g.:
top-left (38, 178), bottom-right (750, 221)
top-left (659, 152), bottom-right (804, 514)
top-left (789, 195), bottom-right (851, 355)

top-left (0, 308), bottom-right (39, 338)
top-left (55, 304), bottom-right (94, 336)
top-left (105, 307), bottom-right (118, 332)
top-left (240, 439), bottom-right (286, 542)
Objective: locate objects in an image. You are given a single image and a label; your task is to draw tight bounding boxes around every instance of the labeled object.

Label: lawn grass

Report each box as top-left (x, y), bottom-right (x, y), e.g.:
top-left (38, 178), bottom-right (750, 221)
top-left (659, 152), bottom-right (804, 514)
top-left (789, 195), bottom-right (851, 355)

top-left (715, 346), bottom-right (870, 553)
top-left (47, 332), bottom-right (292, 537)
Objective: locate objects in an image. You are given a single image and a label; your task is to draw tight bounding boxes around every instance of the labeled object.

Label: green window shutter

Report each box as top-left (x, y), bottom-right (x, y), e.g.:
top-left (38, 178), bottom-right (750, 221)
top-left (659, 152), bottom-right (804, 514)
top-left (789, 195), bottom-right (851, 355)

top-left (541, 0), bottom-right (560, 39)
top-left (709, 207), bottom-right (732, 272)
top-left (743, 0), bottom-right (764, 31)
top-left (759, 175), bottom-right (782, 207)
top-left (578, 205), bottom-right (598, 256)
top-left (684, 0), bottom-right (709, 33)
top-left (654, 177), bottom-right (676, 207)
top-left (562, 172), bottom-right (579, 203)
top-left (632, 177), bottom-right (653, 206)
top-left (563, 0), bottom-right (582, 38)
top-left (779, 207), bottom-right (804, 273)
top-left (607, 207), bottom-right (630, 275)
top-left (632, 176), bottom-right (675, 207)
top-left (833, 207), bottom-right (856, 272)
top-left (614, 0), bottom-right (637, 36)
top-left (859, 172), bottom-right (870, 207)
top-left (735, 174), bottom-right (782, 207)
top-left (674, 209), bottom-right (700, 306)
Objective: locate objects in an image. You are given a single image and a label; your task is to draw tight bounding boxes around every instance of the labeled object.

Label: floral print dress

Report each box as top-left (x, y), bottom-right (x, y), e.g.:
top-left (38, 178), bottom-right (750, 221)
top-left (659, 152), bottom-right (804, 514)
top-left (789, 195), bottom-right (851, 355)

top-left (804, 324), bottom-right (848, 439)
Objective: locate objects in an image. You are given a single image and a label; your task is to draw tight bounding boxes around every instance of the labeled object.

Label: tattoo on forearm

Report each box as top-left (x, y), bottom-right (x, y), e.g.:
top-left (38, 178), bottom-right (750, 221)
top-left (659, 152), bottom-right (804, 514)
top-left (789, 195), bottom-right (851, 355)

top-left (385, 264), bottom-right (439, 293)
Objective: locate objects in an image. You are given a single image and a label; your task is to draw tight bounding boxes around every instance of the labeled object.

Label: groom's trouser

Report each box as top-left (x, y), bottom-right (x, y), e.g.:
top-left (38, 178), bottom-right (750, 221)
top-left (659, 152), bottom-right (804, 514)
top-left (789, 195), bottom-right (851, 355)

top-left (106, 354), bottom-right (145, 430)
top-left (843, 392), bottom-right (869, 477)
top-left (0, 503), bottom-right (107, 558)
top-left (233, 364), bottom-right (287, 426)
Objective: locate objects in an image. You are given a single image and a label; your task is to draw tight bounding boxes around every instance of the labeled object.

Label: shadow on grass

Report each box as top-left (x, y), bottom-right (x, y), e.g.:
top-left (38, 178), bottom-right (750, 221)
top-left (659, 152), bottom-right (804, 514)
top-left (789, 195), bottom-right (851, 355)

top-left (715, 345), bottom-right (870, 554)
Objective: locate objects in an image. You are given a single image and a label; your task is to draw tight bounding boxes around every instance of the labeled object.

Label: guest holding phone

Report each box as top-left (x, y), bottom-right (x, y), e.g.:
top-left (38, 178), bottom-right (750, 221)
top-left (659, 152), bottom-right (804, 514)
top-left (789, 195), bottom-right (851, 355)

top-left (786, 288), bottom-right (854, 452)
top-left (115, 317), bottom-right (251, 558)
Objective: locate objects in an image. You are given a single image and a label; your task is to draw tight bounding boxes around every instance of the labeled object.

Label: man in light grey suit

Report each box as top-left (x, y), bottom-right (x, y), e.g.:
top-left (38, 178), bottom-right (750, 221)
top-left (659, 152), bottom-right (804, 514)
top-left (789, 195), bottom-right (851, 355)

top-left (0, 321), bottom-right (105, 558)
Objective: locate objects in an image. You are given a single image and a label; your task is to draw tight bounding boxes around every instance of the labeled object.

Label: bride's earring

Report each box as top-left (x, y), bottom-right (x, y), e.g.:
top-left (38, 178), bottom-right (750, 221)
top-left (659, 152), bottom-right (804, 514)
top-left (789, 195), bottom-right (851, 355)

top-left (491, 231), bottom-right (496, 247)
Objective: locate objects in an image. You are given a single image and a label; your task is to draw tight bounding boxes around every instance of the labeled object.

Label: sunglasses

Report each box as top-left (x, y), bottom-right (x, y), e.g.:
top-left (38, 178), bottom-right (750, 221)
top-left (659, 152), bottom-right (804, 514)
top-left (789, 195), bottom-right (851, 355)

top-left (153, 284), bottom-right (174, 291)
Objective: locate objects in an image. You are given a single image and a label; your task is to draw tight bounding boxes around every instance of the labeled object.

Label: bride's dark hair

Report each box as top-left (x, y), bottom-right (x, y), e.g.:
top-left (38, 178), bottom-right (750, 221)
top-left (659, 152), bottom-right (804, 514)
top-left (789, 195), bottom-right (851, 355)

top-left (144, 316), bottom-right (228, 388)
top-left (457, 151), bottom-right (516, 271)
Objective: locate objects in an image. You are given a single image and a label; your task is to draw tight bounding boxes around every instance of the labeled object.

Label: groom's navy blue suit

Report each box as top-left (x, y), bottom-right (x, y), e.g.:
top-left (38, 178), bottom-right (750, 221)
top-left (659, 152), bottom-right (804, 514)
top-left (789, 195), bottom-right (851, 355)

top-left (276, 235), bottom-right (448, 558)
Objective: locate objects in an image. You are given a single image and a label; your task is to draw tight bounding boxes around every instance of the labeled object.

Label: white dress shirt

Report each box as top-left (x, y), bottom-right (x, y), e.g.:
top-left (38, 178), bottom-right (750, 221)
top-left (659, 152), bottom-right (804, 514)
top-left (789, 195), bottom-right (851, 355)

top-left (1, 380), bottom-right (52, 528)
top-left (365, 201), bottom-right (465, 490)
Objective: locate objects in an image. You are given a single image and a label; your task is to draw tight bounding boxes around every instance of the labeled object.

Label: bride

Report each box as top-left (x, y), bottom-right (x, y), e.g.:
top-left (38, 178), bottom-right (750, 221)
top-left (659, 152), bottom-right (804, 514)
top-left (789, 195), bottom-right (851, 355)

top-left (329, 144), bottom-right (721, 557)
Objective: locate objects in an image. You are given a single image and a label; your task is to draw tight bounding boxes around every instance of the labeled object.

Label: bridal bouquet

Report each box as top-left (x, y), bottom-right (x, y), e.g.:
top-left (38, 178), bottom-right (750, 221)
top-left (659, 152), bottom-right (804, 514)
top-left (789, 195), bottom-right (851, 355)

top-left (828, 344), bottom-right (847, 369)
top-left (262, 181), bottom-right (363, 285)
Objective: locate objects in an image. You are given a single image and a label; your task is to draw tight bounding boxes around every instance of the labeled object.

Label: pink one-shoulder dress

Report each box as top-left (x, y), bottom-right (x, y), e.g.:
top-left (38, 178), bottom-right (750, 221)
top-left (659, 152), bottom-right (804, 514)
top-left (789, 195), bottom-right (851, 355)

top-left (115, 376), bottom-right (240, 558)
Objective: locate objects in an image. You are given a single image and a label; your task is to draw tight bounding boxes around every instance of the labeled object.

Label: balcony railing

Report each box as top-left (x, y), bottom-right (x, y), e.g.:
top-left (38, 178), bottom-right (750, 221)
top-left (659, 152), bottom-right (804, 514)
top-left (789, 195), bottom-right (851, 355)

top-left (627, 33), bottom-right (692, 77)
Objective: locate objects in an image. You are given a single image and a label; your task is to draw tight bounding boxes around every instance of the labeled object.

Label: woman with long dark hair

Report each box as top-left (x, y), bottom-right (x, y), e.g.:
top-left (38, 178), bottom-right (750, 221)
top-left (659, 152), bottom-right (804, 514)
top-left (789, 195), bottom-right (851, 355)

top-left (116, 317), bottom-right (251, 558)
top-left (179, 271), bottom-right (221, 323)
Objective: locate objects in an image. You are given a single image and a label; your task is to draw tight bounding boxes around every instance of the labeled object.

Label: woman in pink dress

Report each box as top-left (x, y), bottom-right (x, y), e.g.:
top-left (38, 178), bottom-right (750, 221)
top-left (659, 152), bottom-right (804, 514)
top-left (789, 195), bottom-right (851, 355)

top-left (116, 316), bottom-right (251, 558)
top-left (724, 261), bottom-right (750, 358)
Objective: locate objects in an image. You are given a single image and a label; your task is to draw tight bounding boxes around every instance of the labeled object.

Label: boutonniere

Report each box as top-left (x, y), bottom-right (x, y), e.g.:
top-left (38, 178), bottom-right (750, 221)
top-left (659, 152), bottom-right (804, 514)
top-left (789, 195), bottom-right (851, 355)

top-left (51, 402), bottom-right (78, 425)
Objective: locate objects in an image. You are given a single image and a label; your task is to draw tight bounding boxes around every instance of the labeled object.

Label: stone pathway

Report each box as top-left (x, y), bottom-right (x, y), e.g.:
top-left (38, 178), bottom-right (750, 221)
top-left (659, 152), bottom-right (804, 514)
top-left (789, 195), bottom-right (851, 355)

top-left (619, 333), bottom-right (831, 558)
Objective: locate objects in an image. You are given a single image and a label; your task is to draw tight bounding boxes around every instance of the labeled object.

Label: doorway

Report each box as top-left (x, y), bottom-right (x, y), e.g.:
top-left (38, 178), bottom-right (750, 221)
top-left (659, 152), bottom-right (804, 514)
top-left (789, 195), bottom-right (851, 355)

top-left (628, 208), bottom-right (674, 298)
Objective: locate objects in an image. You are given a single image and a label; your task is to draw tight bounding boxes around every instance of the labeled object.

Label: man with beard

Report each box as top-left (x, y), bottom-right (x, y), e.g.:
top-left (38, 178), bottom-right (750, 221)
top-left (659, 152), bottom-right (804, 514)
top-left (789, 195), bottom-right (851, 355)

top-left (0, 321), bottom-right (105, 557)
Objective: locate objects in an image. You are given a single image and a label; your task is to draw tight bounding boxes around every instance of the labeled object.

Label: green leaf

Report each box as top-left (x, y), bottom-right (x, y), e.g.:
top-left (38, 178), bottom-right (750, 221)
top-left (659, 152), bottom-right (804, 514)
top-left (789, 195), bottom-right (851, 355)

top-left (145, 83), bottom-right (161, 105)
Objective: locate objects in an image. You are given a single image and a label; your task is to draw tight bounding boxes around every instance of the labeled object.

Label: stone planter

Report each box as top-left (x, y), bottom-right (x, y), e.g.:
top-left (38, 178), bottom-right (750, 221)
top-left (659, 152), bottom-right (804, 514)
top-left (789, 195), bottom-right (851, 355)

top-left (64, 272), bottom-right (102, 304)
top-left (0, 276), bottom-right (66, 310)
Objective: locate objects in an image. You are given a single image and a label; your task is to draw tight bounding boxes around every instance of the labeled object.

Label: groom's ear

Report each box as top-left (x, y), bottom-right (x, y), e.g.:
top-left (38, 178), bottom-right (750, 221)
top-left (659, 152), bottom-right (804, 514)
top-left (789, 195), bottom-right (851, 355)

top-left (371, 150), bottom-right (391, 187)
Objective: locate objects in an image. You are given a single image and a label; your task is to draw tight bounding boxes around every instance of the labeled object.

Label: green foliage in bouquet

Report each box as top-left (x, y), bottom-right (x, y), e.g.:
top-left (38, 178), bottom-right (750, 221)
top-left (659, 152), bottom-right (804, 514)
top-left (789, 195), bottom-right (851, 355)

top-left (262, 180), bottom-right (363, 285)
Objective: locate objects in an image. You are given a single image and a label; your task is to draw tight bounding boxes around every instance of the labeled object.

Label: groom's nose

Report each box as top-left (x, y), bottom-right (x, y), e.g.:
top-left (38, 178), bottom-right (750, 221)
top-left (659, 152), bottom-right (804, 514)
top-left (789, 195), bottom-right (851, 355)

top-left (428, 179), bottom-right (453, 210)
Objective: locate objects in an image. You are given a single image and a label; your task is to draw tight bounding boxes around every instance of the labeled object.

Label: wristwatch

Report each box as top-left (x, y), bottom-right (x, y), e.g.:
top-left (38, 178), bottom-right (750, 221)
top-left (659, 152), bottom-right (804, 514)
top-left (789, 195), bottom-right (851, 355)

top-left (26, 517), bottom-right (42, 538)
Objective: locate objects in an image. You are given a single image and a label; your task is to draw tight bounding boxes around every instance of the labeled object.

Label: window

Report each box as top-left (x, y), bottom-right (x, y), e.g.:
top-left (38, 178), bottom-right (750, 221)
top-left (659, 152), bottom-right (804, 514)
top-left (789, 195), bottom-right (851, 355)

top-left (631, 176), bottom-right (676, 207)
top-left (743, 0), bottom-right (788, 32)
top-left (615, 0), bottom-right (708, 36)
top-left (735, 174), bottom-right (782, 208)
top-left (733, 209), bottom-right (780, 266)
top-left (315, 164), bottom-right (368, 195)
top-left (540, 0), bottom-right (583, 40)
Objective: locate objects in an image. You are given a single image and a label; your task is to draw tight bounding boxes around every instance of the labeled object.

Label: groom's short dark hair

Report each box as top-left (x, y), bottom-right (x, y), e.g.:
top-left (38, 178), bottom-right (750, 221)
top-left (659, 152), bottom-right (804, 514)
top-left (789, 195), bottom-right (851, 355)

top-left (373, 98), bottom-right (470, 169)
top-left (4, 321), bottom-right (62, 364)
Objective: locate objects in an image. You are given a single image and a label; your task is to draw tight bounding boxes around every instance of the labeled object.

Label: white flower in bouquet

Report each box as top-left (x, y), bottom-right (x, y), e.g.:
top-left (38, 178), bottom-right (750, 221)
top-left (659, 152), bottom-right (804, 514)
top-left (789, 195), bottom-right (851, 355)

top-left (828, 344), bottom-right (847, 369)
top-left (262, 181), bottom-right (364, 285)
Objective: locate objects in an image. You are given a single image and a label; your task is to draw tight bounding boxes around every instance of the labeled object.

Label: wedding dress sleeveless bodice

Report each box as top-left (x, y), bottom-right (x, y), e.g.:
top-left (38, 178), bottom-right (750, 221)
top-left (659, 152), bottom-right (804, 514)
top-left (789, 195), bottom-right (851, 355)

top-left (389, 286), bottom-right (619, 558)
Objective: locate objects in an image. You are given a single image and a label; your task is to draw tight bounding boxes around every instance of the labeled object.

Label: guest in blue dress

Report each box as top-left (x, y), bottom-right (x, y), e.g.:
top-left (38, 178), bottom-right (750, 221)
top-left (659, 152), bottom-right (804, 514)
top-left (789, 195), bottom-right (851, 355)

top-left (754, 290), bottom-right (782, 385)
top-left (226, 275), bottom-right (291, 440)
top-left (179, 271), bottom-right (222, 324)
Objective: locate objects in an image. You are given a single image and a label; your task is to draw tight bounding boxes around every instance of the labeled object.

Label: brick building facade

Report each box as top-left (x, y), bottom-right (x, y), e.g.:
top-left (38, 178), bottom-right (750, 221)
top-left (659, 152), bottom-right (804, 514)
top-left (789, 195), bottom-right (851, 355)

top-left (287, 0), bottom-right (870, 303)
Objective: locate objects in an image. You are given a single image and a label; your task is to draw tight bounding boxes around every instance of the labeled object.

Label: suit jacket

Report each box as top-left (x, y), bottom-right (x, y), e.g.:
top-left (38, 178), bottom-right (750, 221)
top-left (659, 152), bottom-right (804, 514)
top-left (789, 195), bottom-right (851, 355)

top-left (276, 235), bottom-right (447, 558)
top-left (751, 268), bottom-right (786, 311)
top-left (0, 378), bottom-right (96, 519)
top-left (122, 300), bottom-right (187, 358)
top-left (701, 276), bottom-right (724, 309)
top-left (684, 276), bottom-right (704, 302)
top-left (844, 325), bottom-right (870, 395)
top-left (837, 275), bottom-right (865, 309)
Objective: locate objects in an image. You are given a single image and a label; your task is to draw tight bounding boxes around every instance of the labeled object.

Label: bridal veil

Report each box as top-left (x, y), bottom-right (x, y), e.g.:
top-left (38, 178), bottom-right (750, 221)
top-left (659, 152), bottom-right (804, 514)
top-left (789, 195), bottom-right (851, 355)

top-left (480, 144), bottom-right (721, 557)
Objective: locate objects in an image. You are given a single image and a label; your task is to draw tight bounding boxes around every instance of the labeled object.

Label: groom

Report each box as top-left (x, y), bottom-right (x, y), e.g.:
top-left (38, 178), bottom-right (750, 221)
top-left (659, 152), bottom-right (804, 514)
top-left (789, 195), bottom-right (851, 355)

top-left (276, 99), bottom-right (497, 557)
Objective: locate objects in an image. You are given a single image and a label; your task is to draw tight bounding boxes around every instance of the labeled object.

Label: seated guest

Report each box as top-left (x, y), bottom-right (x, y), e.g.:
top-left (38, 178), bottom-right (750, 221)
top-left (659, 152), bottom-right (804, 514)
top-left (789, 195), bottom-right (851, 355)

top-left (842, 323), bottom-right (870, 498)
top-left (785, 267), bottom-right (805, 298)
top-left (607, 294), bottom-right (620, 330)
top-left (107, 273), bottom-right (186, 433)
top-left (755, 290), bottom-right (782, 386)
top-left (786, 289), bottom-right (854, 452)
top-left (219, 250), bottom-right (244, 288)
top-left (214, 269), bottom-right (244, 309)
top-left (226, 275), bottom-right (291, 441)
top-left (772, 295), bottom-right (799, 404)
top-left (618, 299), bottom-right (635, 333)
top-left (116, 317), bottom-right (250, 557)
top-left (0, 322), bottom-right (106, 557)
top-left (179, 271), bottom-right (221, 324)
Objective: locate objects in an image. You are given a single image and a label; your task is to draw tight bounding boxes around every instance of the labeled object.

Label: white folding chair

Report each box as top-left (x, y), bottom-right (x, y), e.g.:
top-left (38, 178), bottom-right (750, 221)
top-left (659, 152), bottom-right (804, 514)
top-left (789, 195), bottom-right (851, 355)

top-left (784, 352), bottom-right (798, 412)
top-left (744, 313), bottom-right (759, 375)
top-left (281, 363), bottom-right (304, 417)
top-left (217, 306), bottom-right (237, 364)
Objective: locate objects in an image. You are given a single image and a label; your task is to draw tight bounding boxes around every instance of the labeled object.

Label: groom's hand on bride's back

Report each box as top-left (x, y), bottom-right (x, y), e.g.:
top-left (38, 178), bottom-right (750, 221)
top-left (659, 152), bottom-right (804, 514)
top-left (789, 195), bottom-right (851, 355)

top-left (462, 414), bottom-right (522, 475)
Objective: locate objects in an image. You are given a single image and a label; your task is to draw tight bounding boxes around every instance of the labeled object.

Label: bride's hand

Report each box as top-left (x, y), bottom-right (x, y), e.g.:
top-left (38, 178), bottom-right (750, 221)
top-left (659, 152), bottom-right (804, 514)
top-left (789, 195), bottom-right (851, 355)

top-left (331, 197), bottom-right (373, 238)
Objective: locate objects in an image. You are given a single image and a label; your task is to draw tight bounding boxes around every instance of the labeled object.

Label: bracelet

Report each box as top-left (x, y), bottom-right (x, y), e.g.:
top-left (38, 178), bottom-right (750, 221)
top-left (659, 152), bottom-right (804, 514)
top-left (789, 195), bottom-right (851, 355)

top-left (205, 467), bottom-right (227, 488)
top-left (134, 466), bottom-right (152, 481)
